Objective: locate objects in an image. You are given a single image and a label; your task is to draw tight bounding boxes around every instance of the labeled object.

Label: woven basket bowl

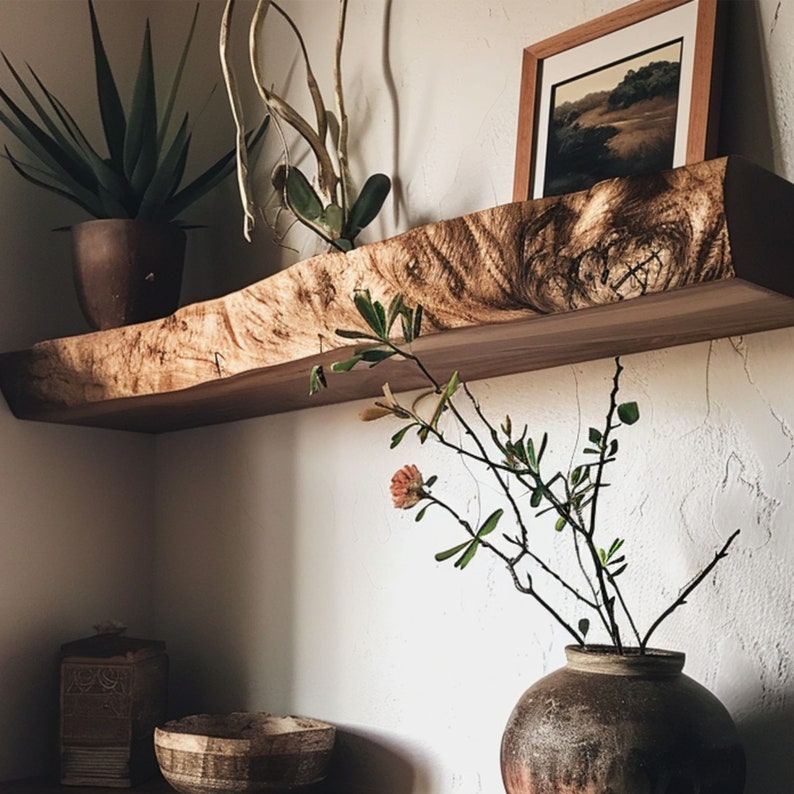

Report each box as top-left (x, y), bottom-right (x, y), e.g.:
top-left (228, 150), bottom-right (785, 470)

top-left (154, 712), bottom-right (335, 793)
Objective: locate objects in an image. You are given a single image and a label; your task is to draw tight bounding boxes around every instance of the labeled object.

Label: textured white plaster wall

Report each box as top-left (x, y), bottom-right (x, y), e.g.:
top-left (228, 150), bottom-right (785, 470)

top-left (153, 1), bottom-right (794, 792)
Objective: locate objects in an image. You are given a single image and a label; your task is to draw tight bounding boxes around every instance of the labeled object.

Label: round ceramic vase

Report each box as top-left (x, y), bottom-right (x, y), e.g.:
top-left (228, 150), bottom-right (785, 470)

top-left (500, 645), bottom-right (746, 794)
top-left (71, 218), bottom-right (186, 330)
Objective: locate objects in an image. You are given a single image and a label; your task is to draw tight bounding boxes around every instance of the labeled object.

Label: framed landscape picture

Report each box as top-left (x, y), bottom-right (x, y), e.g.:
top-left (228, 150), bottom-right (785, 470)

top-left (513, 0), bottom-right (724, 200)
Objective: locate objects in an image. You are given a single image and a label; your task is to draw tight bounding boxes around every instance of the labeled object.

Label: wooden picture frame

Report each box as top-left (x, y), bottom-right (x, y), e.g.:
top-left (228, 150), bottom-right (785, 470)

top-left (512, 0), bottom-right (725, 201)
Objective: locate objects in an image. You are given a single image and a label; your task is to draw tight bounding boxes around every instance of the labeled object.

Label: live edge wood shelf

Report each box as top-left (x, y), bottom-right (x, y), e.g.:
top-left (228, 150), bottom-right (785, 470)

top-left (1, 156), bottom-right (793, 434)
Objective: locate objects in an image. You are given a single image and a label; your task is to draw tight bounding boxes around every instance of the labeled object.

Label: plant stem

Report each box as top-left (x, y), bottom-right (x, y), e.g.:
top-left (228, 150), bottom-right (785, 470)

top-left (640, 528), bottom-right (741, 652)
top-left (427, 497), bottom-right (585, 644)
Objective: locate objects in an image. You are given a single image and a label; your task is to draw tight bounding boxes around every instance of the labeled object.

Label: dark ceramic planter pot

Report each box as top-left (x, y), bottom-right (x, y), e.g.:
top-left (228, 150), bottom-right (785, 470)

top-left (501, 645), bottom-right (745, 794)
top-left (71, 219), bottom-right (186, 330)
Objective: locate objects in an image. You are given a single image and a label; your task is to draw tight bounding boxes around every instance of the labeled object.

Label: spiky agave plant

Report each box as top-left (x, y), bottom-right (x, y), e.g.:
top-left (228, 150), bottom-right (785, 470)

top-left (0, 0), bottom-right (267, 224)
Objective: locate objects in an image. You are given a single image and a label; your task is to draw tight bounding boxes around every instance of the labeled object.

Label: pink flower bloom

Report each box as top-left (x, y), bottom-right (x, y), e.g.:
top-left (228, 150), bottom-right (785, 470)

top-left (390, 464), bottom-right (425, 509)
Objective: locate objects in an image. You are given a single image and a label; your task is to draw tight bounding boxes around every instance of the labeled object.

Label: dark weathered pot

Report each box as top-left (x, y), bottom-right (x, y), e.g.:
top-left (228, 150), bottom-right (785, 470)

top-left (71, 219), bottom-right (186, 330)
top-left (501, 645), bottom-right (745, 794)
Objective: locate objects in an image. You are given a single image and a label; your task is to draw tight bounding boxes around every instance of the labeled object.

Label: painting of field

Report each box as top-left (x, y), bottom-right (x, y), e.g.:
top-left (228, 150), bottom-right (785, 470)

top-left (543, 40), bottom-right (683, 197)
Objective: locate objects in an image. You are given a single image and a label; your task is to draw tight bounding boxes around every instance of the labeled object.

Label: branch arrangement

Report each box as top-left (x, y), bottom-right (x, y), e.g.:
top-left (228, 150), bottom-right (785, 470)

top-left (311, 290), bottom-right (740, 653)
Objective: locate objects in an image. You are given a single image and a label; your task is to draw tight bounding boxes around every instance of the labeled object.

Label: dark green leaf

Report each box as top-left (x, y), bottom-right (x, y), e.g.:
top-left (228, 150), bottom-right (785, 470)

top-left (88, 0), bottom-right (126, 169)
top-left (412, 304), bottom-right (423, 340)
top-left (164, 116), bottom-right (268, 220)
top-left (334, 328), bottom-right (381, 342)
top-left (415, 505), bottom-right (429, 522)
top-left (609, 439), bottom-right (619, 457)
top-left (610, 563), bottom-right (628, 577)
top-left (390, 425), bottom-right (412, 449)
top-left (455, 540), bottom-right (479, 569)
top-left (618, 401), bottom-right (640, 425)
top-left (157, 3), bottom-right (199, 150)
top-left (137, 114), bottom-right (190, 219)
top-left (124, 21), bottom-right (158, 194)
top-left (344, 172), bottom-right (391, 239)
top-left (284, 166), bottom-right (323, 222)
top-left (353, 290), bottom-right (385, 336)
top-left (578, 618), bottom-right (590, 639)
top-left (435, 540), bottom-right (470, 562)
top-left (530, 488), bottom-right (542, 508)
top-left (425, 475), bottom-right (438, 487)
top-left (2, 147), bottom-right (103, 216)
top-left (527, 438), bottom-right (537, 471)
top-left (537, 432), bottom-right (548, 462)
top-left (25, 72), bottom-right (132, 214)
top-left (588, 427), bottom-right (602, 445)
top-left (400, 311), bottom-right (414, 343)
top-left (0, 84), bottom-right (98, 193)
top-left (386, 294), bottom-right (406, 334)
top-left (477, 508), bottom-right (504, 538)
top-left (359, 347), bottom-right (395, 363)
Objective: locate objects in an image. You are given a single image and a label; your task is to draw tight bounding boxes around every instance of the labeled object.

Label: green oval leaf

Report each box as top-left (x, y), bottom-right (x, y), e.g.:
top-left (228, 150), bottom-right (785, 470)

top-left (390, 425), bottom-right (412, 449)
top-left (455, 540), bottom-right (479, 569)
top-left (345, 172), bottom-right (391, 239)
top-left (284, 166), bottom-right (322, 222)
top-left (477, 508), bottom-right (504, 538)
top-left (618, 401), bottom-right (640, 425)
top-left (323, 202), bottom-right (343, 235)
top-left (330, 356), bottom-right (361, 372)
top-left (435, 540), bottom-right (470, 562)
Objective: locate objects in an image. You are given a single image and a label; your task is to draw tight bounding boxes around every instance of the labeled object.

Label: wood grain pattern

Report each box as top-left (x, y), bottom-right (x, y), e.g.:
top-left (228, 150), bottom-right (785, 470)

top-left (1, 157), bottom-right (793, 433)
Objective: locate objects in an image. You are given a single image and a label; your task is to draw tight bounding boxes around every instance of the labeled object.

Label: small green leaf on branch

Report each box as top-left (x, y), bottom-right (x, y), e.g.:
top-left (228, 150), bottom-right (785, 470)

top-left (618, 401), bottom-right (640, 425)
top-left (435, 540), bottom-right (470, 562)
top-left (309, 364), bottom-right (326, 395)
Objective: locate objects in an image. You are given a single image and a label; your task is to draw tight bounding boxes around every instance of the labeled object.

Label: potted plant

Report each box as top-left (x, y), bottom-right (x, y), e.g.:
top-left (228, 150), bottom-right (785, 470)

top-left (0, 0), bottom-right (267, 330)
top-left (220, 0), bottom-right (390, 252)
top-left (310, 290), bottom-right (746, 793)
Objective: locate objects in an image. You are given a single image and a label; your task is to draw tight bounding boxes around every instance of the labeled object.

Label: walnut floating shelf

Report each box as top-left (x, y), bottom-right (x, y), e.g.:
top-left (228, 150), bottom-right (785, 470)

top-left (1, 156), bottom-right (793, 434)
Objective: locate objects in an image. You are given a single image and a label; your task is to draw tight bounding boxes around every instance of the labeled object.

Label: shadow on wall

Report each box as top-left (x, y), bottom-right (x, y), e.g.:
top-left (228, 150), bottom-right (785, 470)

top-left (739, 703), bottom-right (794, 794)
top-left (322, 727), bottom-right (431, 793)
top-left (718, 0), bottom-right (776, 170)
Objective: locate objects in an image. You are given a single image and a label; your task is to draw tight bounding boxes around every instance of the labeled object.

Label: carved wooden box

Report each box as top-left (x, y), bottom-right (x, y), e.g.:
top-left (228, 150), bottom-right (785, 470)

top-left (59, 628), bottom-right (168, 787)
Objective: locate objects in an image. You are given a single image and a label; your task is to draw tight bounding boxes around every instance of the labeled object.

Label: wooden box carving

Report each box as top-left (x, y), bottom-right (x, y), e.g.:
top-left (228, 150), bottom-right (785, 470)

top-left (59, 629), bottom-right (168, 787)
